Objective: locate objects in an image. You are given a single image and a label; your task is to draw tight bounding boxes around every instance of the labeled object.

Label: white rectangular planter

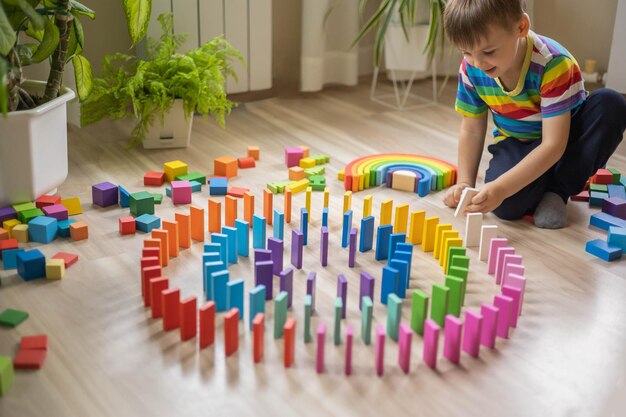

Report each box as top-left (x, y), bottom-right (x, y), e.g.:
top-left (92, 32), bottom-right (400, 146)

top-left (0, 81), bottom-right (75, 207)
top-left (384, 23), bottom-right (429, 72)
top-left (142, 100), bottom-right (193, 149)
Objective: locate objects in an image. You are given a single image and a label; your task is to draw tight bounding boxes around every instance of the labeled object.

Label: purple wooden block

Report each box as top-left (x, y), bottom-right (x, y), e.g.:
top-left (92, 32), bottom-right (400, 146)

top-left (348, 227), bottom-right (357, 268)
top-left (42, 204), bottom-right (68, 221)
top-left (337, 274), bottom-right (348, 318)
top-left (501, 286), bottom-right (522, 327)
top-left (359, 272), bottom-right (375, 311)
top-left (0, 207), bottom-right (18, 223)
top-left (602, 197), bottom-right (626, 220)
top-left (307, 272), bottom-right (317, 313)
top-left (268, 238), bottom-right (284, 275)
top-left (462, 310), bottom-right (483, 357)
top-left (92, 181), bottom-right (118, 207)
top-left (385, 171), bottom-right (393, 188)
top-left (254, 249), bottom-right (272, 263)
top-left (291, 229), bottom-right (303, 269)
top-left (480, 303), bottom-right (499, 349)
top-left (254, 260), bottom-right (274, 300)
top-left (279, 267), bottom-right (294, 308)
top-left (493, 294), bottom-right (513, 339)
top-left (320, 226), bottom-right (329, 267)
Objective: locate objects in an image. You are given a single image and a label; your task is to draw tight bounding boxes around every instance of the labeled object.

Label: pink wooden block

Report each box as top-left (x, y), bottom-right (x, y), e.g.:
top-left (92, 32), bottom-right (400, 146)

top-left (422, 319), bottom-right (440, 369)
top-left (487, 238), bottom-right (508, 274)
top-left (345, 324), bottom-right (353, 375)
top-left (480, 304), bottom-right (499, 349)
top-left (316, 323), bottom-right (326, 374)
top-left (493, 294), bottom-right (514, 339)
top-left (443, 315), bottom-right (463, 364)
top-left (494, 247), bottom-right (515, 283)
top-left (501, 286), bottom-right (522, 327)
top-left (398, 323), bottom-right (412, 374)
top-left (375, 324), bottom-right (385, 376)
top-left (462, 310), bottom-right (483, 357)
top-left (497, 254), bottom-right (522, 286)
top-left (502, 273), bottom-right (526, 315)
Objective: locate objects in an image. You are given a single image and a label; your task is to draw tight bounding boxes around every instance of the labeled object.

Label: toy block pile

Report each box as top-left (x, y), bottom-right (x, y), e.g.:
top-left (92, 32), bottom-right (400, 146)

top-left (267, 146), bottom-right (330, 194)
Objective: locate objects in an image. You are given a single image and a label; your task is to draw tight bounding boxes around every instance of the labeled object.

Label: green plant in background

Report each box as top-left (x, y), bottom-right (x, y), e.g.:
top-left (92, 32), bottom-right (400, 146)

top-left (80, 13), bottom-right (242, 148)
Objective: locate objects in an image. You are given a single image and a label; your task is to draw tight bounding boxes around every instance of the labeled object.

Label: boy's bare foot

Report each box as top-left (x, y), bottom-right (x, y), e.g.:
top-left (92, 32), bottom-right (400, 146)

top-left (534, 192), bottom-right (567, 229)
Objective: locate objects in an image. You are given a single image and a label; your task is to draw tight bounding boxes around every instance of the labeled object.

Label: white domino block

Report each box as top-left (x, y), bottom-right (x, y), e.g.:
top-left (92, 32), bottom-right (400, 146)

top-left (454, 187), bottom-right (480, 217)
top-left (478, 225), bottom-right (498, 261)
top-left (465, 212), bottom-right (483, 247)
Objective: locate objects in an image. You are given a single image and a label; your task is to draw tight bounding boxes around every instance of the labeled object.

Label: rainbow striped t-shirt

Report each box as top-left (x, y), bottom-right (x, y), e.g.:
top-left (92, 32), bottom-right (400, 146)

top-left (455, 31), bottom-right (586, 143)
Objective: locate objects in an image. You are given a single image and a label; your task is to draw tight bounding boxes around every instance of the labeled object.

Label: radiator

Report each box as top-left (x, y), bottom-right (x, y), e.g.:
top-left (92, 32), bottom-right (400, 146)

top-left (149, 0), bottom-right (272, 93)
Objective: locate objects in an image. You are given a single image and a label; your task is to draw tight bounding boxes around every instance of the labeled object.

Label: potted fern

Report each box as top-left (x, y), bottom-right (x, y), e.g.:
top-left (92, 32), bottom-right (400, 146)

top-left (80, 13), bottom-right (242, 149)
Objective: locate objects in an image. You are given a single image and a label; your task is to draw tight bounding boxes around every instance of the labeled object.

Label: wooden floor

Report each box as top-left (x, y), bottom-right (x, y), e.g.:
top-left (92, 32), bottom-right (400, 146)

top-left (1, 79), bottom-right (626, 417)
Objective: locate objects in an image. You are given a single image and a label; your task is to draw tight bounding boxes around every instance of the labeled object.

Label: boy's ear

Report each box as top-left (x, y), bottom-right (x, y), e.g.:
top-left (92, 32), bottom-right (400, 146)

top-left (518, 13), bottom-right (531, 37)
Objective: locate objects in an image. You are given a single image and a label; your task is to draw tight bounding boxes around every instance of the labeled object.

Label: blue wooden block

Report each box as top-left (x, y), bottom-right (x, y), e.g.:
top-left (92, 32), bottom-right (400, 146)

top-left (235, 219), bottom-right (249, 257)
top-left (359, 216), bottom-right (375, 252)
top-left (273, 209), bottom-right (284, 240)
top-left (589, 191), bottom-right (609, 207)
top-left (608, 184), bottom-right (626, 200)
top-left (381, 265), bottom-right (399, 305)
top-left (393, 250), bottom-right (413, 289)
top-left (375, 224), bottom-right (393, 261)
top-left (211, 270), bottom-right (230, 312)
top-left (204, 261), bottom-right (225, 297)
top-left (249, 285), bottom-right (266, 330)
top-left (222, 226), bottom-right (238, 264)
top-left (608, 226), bottom-right (626, 251)
top-left (227, 279), bottom-right (244, 319)
top-left (202, 253), bottom-right (221, 286)
top-left (396, 242), bottom-right (414, 257)
top-left (585, 239), bottom-right (622, 262)
top-left (253, 215), bottom-right (266, 249)
top-left (322, 207), bottom-right (329, 228)
top-left (190, 180), bottom-right (203, 193)
top-left (590, 212), bottom-right (626, 230)
top-left (16, 249), bottom-right (46, 281)
top-left (165, 187), bottom-right (172, 197)
top-left (389, 259), bottom-right (408, 298)
top-left (342, 210), bottom-right (353, 248)
top-left (211, 233), bottom-right (229, 266)
top-left (135, 214), bottom-right (160, 233)
top-left (3, 248), bottom-right (24, 270)
top-left (204, 242), bottom-right (221, 253)
top-left (118, 185), bottom-right (130, 208)
top-left (209, 177), bottom-right (228, 195)
top-left (301, 208), bottom-right (309, 246)
top-left (28, 216), bottom-right (58, 243)
top-left (387, 233), bottom-right (406, 260)
top-left (57, 218), bottom-right (76, 238)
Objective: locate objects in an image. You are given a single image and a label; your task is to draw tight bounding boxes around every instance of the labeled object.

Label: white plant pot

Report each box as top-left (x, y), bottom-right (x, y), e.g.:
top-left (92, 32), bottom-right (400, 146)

top-left (0, 81), bottom-right (75, 207)
top-left (142, 100), bottom-right (193, 149)
top-left (384, 23), bottom-right (430, 72)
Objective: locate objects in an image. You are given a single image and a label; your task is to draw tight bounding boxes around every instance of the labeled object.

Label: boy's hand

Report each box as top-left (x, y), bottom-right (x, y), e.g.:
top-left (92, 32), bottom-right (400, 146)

top-left (444, 182), bottom-right (472, 208)
top-left (465, 182), bottom-right (506, 214)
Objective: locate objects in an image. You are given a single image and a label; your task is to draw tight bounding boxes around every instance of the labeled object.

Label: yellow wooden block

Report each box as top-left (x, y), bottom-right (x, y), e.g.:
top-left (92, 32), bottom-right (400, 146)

top-left (306, 187), bottom-right (312, 215)
top-left (391, 170), bottom-right (417, 192)
top-left (46, 258), bottom-right (65, 279)
top-left (2, 219), bottom-right (21, 237)
top-left (408, 210), bottom-right (425, 244)
top-left (338, 170), bottom-right (345, 181)
top-left (393, 204), bottom-right (409, 234)
top-left (286, 179), bottom-right (309, 194)
top-left (438, 230), bottom-right (459, 266)
top-left (61, 197), bottom-right (82, 215)
top-left (380, 200), bottom-right (393, 226)
top-left (343, 191), bottom-right (352, 214)
top-left (422, 216), bottom-right (439, 252)
top-left (299, 157), bottom-right (315, 168)
top-left (433, 223), bottom-right (452, 259)
top-left (12, 224), bottom-right (29, 243)
top-left (442, 237), bottom-right (463, 273)
top-left (363, 195), bottom-right (373, 218)
top-left (163, 160), bottom-right (188, 182)
top-left (323, 188), bottom-right (330, 208)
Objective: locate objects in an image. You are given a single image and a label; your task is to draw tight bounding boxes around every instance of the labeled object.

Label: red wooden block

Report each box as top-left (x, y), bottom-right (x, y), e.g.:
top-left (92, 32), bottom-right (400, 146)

top-left (35, 195), bottom-right (61, 209)
top-left (20, 334), bottom-right (48, 350)
top-left (140, 256), bottom-right (160, 270)
top-left (224, 308), bottom-right (239, 356)
top-left (253, 313), bottom-right (264, 363)
top-left (594, 169), bottom-right (614, 185)
top-left (0, 239), bottom-right (19, 259)
top-left (237, 157), bottom-right (256, 169)
top-left (584, 179), bottom-right (590, 191)
top-left (180, 296), bottom-right (197, 341)
top-left (284, 317), bottom-right (296, 368)
top-left (141, 265), bottom-right (162, 303)
top-left (13, 349), bottom-right (47, 369)
top-left (144, 171), bottom-right (166, 186)
top-left (119, 216), bottom-right (136, 235)
top-left (51, 252), bottom-right (79, 268)
top-left (150, 277), bottom-right (169, 318)
top-left (199, 301), bottom-right (216, 348)
top-left (571, 190), bottom-right (590, 202)
top-left (142, 247), bottom-right (160, 260)
top-left (226, 187), bottom-right (250, 198)
top-left (162, 288), bottom-right (180, 331)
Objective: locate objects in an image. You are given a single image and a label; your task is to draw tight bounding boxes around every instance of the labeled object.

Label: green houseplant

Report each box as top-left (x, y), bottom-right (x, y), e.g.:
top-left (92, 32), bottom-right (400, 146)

top-left (80, 13), bottom-right (242, 149)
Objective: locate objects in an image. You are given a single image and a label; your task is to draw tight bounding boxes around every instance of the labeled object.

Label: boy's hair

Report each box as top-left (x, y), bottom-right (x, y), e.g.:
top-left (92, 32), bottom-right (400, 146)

top-left (444, 0), bottom-right (527, 49)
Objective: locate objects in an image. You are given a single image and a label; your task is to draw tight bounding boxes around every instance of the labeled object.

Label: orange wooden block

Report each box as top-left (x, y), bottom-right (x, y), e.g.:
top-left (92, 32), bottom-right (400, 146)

top-left (141, 265), bottom-right (161, 305)
top-left (299, 145), bottom-right (310, 158)
top-left (162, 220), bottom-right (180, 258)
top-left (284, 317), bottom-right (296, 368)
top-left (289, 167), bottom-right (305, 181)
top-left (162, 288), bottom-right (180, 331)
top-left (247, 145), bottom-right (260, 160)
top-left (224, 308), bottom-right (239, 357)
top-left (144, 171), bottom-right (165, 186)
top-left (263, 189), bottom-right (273, 225)
top-left (237, 157), bottom-right (256, 169)
top-left (150, 277), bottom-right (169, 318)
top-left (69, 221), bottom-right (88, 241)
top-left (214, 156), bottom-right (238, 178)
top-left (199, 301), bottom-right (216, 348)
top-left (175, 213), bottom-right (191, 249)
top-left (189, 205), bottom-right (205, 242)
top-left (0, 227), bottom-right (8, 240)
top-left (284, 189), bottom-right (292, 223)
top-left (244, 192), bottom-right (254, 228)
top-left (225, 196), bottom-right (237, 227)
top-left (143, 239), bottom-right (163, 266)
top-left (151, 229), bottom-right (170, 266)
top-left (180, 296), bottom-right (197, 341)
top-left (253, 313), bottom-right (264, 363)
top-left (208, 199), bottom-right (222, 233)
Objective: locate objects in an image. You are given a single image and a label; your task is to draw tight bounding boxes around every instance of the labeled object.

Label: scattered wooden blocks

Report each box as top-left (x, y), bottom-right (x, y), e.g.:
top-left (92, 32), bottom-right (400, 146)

top-left (248, 145), bottom-right (260, 160)
top-left (443, 315), bottom-right (462, 363)
top-left (594, 168), bottom-right (614, 185)
top-left (608, 227), bottom-right (626, 251)
top-left (175, 172), bottom-right (207, 185)
top-left (284, 318), bottom-right (296, 368)
top-left (2, 248), bottom-right (24, 270)
top-left (316, 322), bottom-right (326, 373)
top-left (69, 221), bottom-right (89, 241)
top-left (0, 356), bottom-right (14, 396)
top-left (227, 187), bottom-right (249, 198)
top-left (285, 147), bottom-right (304, 167)
top-left (253, 313), bottom-right (264, 363)
top-left (45, 258), bottom-right (65, 279)
top-left (289, 166), bottom-right (305, 181)
top-left (17, 249), bottom-right (46, 281)
top-left (35, 195), bottom-right (61, 209)
top-left (602, 197), bottom-right (626, 219)
top-left (164, 160), bottom-right (188, 182)
top-left (199, 301), bottom-right (216, 348)
top-left (0, 227), bottom-right (7, 240)
top-left (119, 216), bottom-right (136, 235)
top-left (209, 177), bottom-right (228, 196)
top-left (28, 216), bottom-right (58, 243)
top-left (11, 224), bottom-right (28, 243)
top-left (20, 334), bottom-right (48, 350)
top-left (237, 157), bottom-right (256, 169)
top-left (13, 349), bottom-right (46, 369)
top-left (171, 180), bottom-right (192, 205)
top-left (299, 157), bottom-right (315, 168)
top-left (422, 319), bottom-right (440, 369)
top-left (130, 191), bottom-right (155, 216)
top-left (345, 323), bottom-right (354, 375)
top-left (17, 208), bottom-right (43, 224)
top-left (571, 190), bottom-right (590, 202)
top-left (454, 187), bottom-right (479, 217)
top-left (92, 181), bottom-right (118, 207)
top-left (144, 171), bottom-right (165, 186)
top-left (180, 296), bottom-right (197, 341)
top-left (0, 309), bottom-right (29, 327)
top-left (585, 239), bottom-right (623, 261)
top-left (56, 219), bottom-right (75, 238)
top-left (42, 204), bottom-right (68, 221)
top-left (479, 225), bottom-right (498, 261)
top-left (375, 324), bottom-right (386, 375)
top-left (224, 308), bottom-right (240, 356)
top-left (0, 207), bottom-right (17, 224)
top-left (214, 156), bottom-right (238, 178)
top-left (462, 310), bottom-right (483, 357)
top-left (51, 252), bottom-right (79, 268)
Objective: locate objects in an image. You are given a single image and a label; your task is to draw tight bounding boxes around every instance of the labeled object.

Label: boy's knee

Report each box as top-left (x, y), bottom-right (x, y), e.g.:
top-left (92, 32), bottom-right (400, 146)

top-left (492, 203), bottom-right (525, 221)
top-left (593, 89), bottom-right (626, 128)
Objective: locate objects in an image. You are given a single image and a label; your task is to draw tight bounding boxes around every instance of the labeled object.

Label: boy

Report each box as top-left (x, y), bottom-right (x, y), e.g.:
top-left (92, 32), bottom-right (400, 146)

top-left (442, 0), bottom-right (626, 228)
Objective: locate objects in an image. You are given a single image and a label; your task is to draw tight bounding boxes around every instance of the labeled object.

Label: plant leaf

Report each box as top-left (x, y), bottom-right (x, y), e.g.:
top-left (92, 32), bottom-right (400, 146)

top-left (72, 54), bottom-right (92, 101)
top-left (0, 5), bottom-right (17, 55)
top-left (31, 16), bottom-right (59, 63)
top-left (123, 0), bottom-right (151, 46)
top-left (373, 0), bottom-right (397, 67)
top-left (351, 0), bottom-right (391, 49)
top-left (70, 0), bottom-right (95, 19)
top-left (0, 57), bottom-right (8, 115)
top-left (26, 19), bottom-right (44, 41)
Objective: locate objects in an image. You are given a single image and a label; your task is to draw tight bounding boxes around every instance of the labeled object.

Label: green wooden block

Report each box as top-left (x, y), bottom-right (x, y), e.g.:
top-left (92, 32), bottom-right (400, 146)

top-left (590, 183), bottom-right (608, 193)
top-left (274, 291), bottom-right (288, 339)
top-left (311, 153), bottom-right (330, 164)
top-left (130, 191), bottom-right (155, 217)
top-left (19, 208), bottom-right (44, 224)
top-left (176, 171), bottom-right (206, 185)
top-left (445, 276), bottom-right (464, 317)
top-left (308, 175), bottom-right (326, 191)
top-left (12, 202), bottom-right (36, 212)
top-left (267, 181), bottom-right (295, 194)
top-left (267, 183), bottom-right (280, 194)
top-left (361, 296), bottom-right (373, 345)
top-left (0, 356), bottom-right (14, 396)
top-left (608, 168), bottom-right (621, 184)
top-left (410, 290), bottom-right (429, 335)
top-left (449, 254), bottom-right (470, 272)
top-left (152, 193), bottom-right (163, 204)
top-left (304, 166), bottom-right (325, 177)
top-left (386, 294), bottom-right (402, 341)
top-left (430, 284), bottom-right (449, 327)
top-left (334, 297), bottom-right (343, 345)
top-left (448, 266), bottom-right (469, 304)
top-left (0, 308), bottom-right (29, 328)
top-left (446, 247), bottom-right (466, 274)
top-left (304, 295), bottom-right (312, 343)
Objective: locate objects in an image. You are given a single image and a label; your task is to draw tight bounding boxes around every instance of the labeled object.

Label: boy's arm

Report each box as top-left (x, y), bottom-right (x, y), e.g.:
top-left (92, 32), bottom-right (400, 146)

top-left (466, 112), bottom-right (571, 213)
